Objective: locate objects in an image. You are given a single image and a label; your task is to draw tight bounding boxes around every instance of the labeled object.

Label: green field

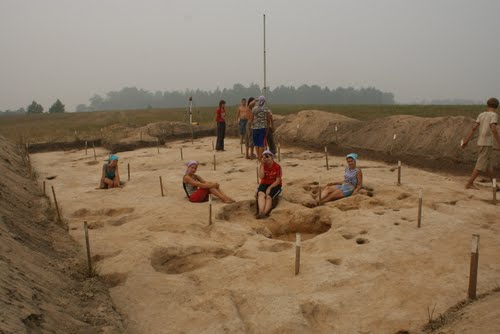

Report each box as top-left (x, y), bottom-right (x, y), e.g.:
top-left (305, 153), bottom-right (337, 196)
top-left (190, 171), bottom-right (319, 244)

top-left (0, 104), bottom-right (484, 144)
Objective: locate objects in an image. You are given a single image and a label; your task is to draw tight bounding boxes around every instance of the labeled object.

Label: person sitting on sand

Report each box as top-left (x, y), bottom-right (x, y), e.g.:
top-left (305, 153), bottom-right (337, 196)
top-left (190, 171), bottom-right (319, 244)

top-left (183, 160), bottom-right (235, 203)
top-left (100, 154), bottom-right (121, 189)
top-left (256, 150), bottom-right (282, 219)
top-left (318, 153), bottom-right (362, 204)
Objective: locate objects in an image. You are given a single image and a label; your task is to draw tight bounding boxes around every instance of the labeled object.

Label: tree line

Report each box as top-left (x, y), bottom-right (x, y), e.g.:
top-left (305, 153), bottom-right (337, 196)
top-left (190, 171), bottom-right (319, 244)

top-left (0, 99), bottom-right (65, 114)
top-left (76, 83), bottom-right (394, 112)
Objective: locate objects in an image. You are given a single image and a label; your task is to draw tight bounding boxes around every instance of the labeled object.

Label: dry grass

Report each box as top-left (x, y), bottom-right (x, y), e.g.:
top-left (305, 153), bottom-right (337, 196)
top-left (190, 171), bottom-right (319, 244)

top-left (0, 104), bottom-right (483, 144)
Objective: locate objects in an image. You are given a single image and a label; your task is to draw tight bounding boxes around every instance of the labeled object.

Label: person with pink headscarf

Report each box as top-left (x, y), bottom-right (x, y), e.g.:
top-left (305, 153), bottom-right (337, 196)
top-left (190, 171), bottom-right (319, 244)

top-left (182, 160), bottom-right (235, 203)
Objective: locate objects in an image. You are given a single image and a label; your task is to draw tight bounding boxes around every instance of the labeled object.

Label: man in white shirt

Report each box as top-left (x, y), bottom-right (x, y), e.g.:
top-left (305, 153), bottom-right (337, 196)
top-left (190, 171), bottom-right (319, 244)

top-left (461, 97), bottom-right (500, 189)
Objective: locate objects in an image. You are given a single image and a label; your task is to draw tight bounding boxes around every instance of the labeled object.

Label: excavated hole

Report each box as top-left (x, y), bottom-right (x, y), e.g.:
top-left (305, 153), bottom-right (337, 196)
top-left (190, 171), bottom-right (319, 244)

top-left (356, 238), bottom-right (369, 245)
top-left (151, 247), bottom-right (232, 275)
top-left (264, 211), bottom-right (331, 242)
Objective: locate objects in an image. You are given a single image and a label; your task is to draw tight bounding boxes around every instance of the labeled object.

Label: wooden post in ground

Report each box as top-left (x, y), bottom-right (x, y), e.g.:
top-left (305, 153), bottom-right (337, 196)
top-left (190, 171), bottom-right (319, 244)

top-left (92, 142), bottom-right (97, 161)
top-left (208, 194), bottom-right (212, 225)
top-left (84, 221), bottom-right (93, 277)
top-left (85, 140), bottom-right (88, 155)
top-left (278, 143), bottom-right (281, 162)
top-left (417, 189), bottom-right (423, 228)
top-left (493, 179), bottom-right (497, 205)
top-left (43, 181), bottom-right (46, 196)
top-left (51, 186), bottom-right (62, 223)
top-left (397, 161), bottom-right (402, 185)
top-left (390, 133), bottom-right (397, 155)
top-left (295, 233), bottom-right (301, 275)
top-left (159, 176), bottom-right (164, 197)
top-left (468, 234), bottom-right (480, 299)
top-left (211, 139), bottom-right (215, 151)
top-left (157, 138), bottom-right (160, 154)
top-left (324, 146), bottom-right (329, 170)
top-left (335, 126), bottom-right (338, 143)
top-left (180, 147), bottom-right (183, 160)
top-left (256, 160), bottom-right (259, 184)
top-left (213, 153), bottom-right (216, 171)
top-left (127, 163), bottom-right (130, 181)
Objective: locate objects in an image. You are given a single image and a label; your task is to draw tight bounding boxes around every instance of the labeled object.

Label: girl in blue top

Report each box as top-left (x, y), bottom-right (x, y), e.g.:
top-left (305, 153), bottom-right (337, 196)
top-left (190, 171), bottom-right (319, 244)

top-left (100, 154), bottom-right (121, 189)
top-left (318, 153), bottom-right (362, 204)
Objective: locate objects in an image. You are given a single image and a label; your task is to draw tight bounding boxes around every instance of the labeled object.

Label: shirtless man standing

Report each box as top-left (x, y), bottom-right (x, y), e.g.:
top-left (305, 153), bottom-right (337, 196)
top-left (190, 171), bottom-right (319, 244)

top-left (236, 98), bottom-right (255, 159)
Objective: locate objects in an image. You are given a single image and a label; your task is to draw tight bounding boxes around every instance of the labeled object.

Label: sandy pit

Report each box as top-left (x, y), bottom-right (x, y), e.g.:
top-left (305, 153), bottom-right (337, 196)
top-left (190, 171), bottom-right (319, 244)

top-left (30, 137), bottom-right (500, 334)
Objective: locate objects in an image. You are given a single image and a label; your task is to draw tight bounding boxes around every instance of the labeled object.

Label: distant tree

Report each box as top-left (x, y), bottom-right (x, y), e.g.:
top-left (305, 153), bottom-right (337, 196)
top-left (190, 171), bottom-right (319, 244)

top-left (27, 101), bottom-right (44, 114)
top-left (48, 99), bottom-right (65, 113)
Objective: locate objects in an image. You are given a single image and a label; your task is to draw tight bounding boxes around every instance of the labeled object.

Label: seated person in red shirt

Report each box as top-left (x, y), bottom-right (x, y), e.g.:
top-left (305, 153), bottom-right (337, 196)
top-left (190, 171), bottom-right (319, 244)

top-left (256, 150), bottom-right (282, 219)
top-left (183, 160), bottom-right (235, 203)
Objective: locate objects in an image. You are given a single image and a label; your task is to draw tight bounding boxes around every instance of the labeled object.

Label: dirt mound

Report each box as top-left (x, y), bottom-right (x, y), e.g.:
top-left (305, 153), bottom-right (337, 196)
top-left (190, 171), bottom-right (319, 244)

top-left (0, 136), bottom-right (124, 333)
top-left (274, 110), bottom-right (493, 173)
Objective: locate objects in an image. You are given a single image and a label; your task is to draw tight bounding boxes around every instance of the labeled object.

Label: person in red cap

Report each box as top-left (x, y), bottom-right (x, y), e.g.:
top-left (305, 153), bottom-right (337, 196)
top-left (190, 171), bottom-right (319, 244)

top-left (256, 150), bottom-right (282, 219)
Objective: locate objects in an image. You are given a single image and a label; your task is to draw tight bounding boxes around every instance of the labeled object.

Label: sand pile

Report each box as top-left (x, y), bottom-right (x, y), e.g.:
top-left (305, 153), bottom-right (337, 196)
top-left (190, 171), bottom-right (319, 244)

top-left (0, 137), bottom-right (123, 333)
top-left (274, 110), bottom-right (496, 172)
top-left (30, 136), bottom-right (500, 334)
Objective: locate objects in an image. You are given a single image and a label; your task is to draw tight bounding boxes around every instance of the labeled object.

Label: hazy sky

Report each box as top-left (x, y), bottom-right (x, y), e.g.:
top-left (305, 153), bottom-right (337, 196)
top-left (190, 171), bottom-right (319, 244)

top-left (1, 0), bottom-right (499, 111)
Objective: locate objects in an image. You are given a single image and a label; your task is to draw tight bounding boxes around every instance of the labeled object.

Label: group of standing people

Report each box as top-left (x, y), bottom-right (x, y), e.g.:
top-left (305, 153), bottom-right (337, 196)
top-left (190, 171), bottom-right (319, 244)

top-left (216, 95), bottom-right (276, 160)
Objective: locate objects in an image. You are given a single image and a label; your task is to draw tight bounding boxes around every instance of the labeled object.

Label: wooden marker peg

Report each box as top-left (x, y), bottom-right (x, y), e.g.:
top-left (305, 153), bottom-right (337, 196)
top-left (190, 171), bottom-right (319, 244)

top-left (127, 163), bottom-right (130, 181)
top-left (211, 140), bottom-right (215, 151)
top-left (325, 146), bottom-right (329, 170)
top-left (43, 181), bottom-right (46, 196)
top-left (157, 138), bottom-right (160, 154)
top-left (180, 147), bottom-right (183, 160)
top-left (467, 234), bottom-right (480, 299)
top-left (84, 221), bottom-right (93, 277)
top-left (208, 194), bottom-right (213, 225)
top-left (92, 142), bottom-right (97, 161)
top-left (493, 179), bottom-right (497, 205)
top-left (417, 189), bottom-right (423, 228)
top-left (295, 233), bottom-right (301, 275)
top-left (159, 176), bottom-right (164, 197)
top-left (213, 153), bottom-right (216, 171)
top-left (85, 140), bottom-right (88, 155)
top-left (397, 161), bottom-right (401, 185)
top-left (51, 186), bottom-right (62, 223)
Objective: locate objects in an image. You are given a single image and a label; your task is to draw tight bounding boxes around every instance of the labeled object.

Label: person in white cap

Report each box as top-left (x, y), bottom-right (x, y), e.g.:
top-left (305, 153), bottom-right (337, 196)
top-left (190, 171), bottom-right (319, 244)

top-left (183, 160), bottom-right (235, 203)
top-left (250, 95), bottom-right (271, 161)
top-left (256, 150), bottom-right (282, 219)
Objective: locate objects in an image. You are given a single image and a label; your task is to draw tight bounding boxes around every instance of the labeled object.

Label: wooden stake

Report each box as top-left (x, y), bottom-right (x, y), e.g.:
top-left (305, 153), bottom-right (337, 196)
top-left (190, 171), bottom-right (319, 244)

top-left (208, 194), bottom-right (212, 225)
top-left (256, 160), bottom-right (259, 184)
top-left (397, 161), bottom-right (401, 185)
top-left (84, 221), bottom-right (93, 277)
top-left (295, 233), bottom-right (301, 275)
top-left (467, 234), bottom-right (480, 299)
top-left (159, 176), bottom-right (164, 197)
top-left (92, 142), bottom-right (97, 161)
top-left (180, 147), bottom-right (183, 160)
top-left (157, 138), bottom-right (160, 154)
top-left (335, 126), bottom-right (338, 143)
top-left (325, 146), bottom-right (329, 170)
top-left (51, 186), bottom-right (62, 223)
top-left (127, 163), bottom-right (130, 181)
top-left (493, 179), bottom-right (497, 205)
top-left (85, 140), bottom-right (88, 155)
top-left (212, 139), bottom-right (215, 151)
top-left (417, 189), bottom-right (423, 228)
top-left (278, 143), bottom-right (281, 162)
top-left (213, 153), bottom-right (216, 171)
top-left (43, 181), bottom-right (46, 196)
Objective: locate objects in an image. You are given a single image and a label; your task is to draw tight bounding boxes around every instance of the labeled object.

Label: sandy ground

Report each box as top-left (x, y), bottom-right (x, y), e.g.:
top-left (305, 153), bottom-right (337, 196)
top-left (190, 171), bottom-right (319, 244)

top-left (31, 137), bottom-right (500, 334)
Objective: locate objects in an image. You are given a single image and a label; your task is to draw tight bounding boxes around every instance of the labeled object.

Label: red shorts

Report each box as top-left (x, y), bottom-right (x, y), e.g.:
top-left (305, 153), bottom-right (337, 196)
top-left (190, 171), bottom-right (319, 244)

top-left (189, 188), bottom-right (210, 202)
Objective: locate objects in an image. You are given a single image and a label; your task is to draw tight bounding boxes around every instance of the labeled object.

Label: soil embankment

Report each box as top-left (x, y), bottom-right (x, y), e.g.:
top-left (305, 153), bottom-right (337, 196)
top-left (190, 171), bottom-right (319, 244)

top-left (0, 136), bottom-right (123, 333)
top-left (274, 110), bottom-right (497, 174)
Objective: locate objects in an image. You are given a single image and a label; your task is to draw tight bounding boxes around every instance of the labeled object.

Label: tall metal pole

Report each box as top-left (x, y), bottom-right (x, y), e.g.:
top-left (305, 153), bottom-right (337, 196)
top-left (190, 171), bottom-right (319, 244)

top-left (263, 14), bottom-right (267, 97)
